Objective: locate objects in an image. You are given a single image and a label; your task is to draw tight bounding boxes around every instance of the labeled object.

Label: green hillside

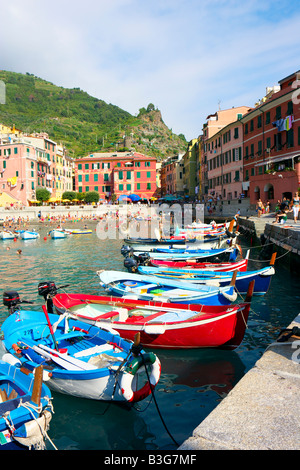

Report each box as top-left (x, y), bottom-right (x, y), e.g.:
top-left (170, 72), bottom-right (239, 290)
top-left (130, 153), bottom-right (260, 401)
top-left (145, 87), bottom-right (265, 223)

top-left (0, 71), bottom-right (187, 159)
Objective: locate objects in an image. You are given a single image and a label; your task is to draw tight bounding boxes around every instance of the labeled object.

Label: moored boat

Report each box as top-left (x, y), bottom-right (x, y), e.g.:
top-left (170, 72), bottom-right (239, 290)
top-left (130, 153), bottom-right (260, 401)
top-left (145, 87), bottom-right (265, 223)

top-left (64, 228), bottom-right (93, 235)
top-left (1, 291), bottom-right (161, 404)
top-left (19, 230), bottom-right (40, 240)
top-left (52, 281), bottom-right (254, 350)
top-left (49, 229), bottom-right (68, 239)
top-left (98, 270), bottom-right (238, 305)
top-left (137, 253), bottom-right (276, 295)
top-left (0, 231), bottom-right (18, 240)
top-left (0, 358), bottom-right (53, 450)
top-left (148, 251), bottom-right (249, 272)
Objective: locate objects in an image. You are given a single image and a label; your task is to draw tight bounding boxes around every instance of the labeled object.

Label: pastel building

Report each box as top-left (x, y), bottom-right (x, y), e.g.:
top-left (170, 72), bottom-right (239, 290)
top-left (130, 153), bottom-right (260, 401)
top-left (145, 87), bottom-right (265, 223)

top-left (206, 118), bottom-right (244, 201)
top-left (0, 129), bottom-right (74, 206)
top-left (241, 70), bottom-right (300, 207)
top-left (201, 107), bottom-right (251, 199)
top-left (75, 151), bottom-right (157, 200)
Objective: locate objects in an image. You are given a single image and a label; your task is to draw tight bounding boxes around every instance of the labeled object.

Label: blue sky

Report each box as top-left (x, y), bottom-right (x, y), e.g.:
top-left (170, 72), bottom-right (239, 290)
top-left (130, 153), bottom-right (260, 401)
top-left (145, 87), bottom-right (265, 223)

top-left (0, 0), bottom-right (299, 141)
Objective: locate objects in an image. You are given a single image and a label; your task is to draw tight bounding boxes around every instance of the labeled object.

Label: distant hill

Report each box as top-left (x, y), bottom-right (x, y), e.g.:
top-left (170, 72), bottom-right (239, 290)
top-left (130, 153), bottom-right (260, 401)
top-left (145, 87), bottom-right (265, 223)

top-left (0, 70), bottom-right (187, 159)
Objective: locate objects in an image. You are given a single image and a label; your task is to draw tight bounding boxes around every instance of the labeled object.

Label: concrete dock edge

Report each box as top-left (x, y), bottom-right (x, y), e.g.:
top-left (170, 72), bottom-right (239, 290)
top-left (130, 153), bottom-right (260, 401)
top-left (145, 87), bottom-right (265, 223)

top-left (179, 314), bottom-right (300, 450)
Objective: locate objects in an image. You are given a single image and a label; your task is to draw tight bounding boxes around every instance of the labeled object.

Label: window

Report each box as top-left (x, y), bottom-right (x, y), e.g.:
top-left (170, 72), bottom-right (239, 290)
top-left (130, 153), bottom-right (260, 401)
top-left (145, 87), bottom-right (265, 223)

top-left (146, 171), bottom-right (151, 178)
top-left (94, 174), bottom-right (98, 182)
top-left (287, 101), bottom-right (293, 116)
top-left (136, 183), bottom-right (140, 190)
top-left (119, 184), bottom-right (123, 190)
top-left (119, 171), bottom-right (123, 180)
top-left (145, 162), bottom-right (150, 167)
top-left (275, 106), bottom-right (281, 120)
top-left (147, 183), bottom-right (151, 190)
top-left (126, 171), bottom-right (131, 179)
top-left (265, 111), bottom-right (270, 125)
top-left (257, 115), bottom-right (262, 128)
top-left (136, 171), bottom-right (141, 178)
top-left (266, 137), bottom-right (271, 151)
top-left (78, 175), bottom-right (82, 182)
top-left (250, 144), bottom-right (254, 157)
top-left (85, 186), bottom-right (89, 192)
top-left (104, 174), bottom-right (109, 182)
top-left (250, 120), bottom-right (254, 132)
top-left (85, 175), bottom-right (89, 182)
top-left (245, 123), bottom-right (248, 134)
top-left (126, 184), bottom-right (131, 191)
top-left (94, 186), bottom-right (98, 192)
top-left (78, 164), bottom-right (82, 170)
top-left (234, 127), bottom-right (239, 139)
top-left (258, 141), bottom-right (262, 156)
top-left (14, 147), bottom-right (18, 154)
top-left (135, 162), bottom-right (141, 167)
top-left (287, 129), bottom-right (294, 148)
top-left (85, 163), bottom-right (89, 169)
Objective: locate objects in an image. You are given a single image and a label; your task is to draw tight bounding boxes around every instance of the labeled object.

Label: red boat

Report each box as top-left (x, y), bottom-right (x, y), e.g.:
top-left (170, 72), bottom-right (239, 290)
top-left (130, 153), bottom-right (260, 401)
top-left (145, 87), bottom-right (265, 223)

top-left (149, 250), bottom-right (249, 272)
top-left (52, 281), bottom-right (254, 350)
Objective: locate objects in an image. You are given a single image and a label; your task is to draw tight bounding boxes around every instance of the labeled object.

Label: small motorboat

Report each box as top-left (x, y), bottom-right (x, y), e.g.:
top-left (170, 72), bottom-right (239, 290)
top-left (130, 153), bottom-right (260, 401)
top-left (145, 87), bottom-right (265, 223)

top-left (0, 358), bottom-right (53, 450)
top-left (0, 231), bottom-right (18, 240)
top-left (49, 229), bottom-right (68, 239)
top-left (1, 290), bottom-right (161, 404)
top-left (19, 230), bottom-right (40, 240)
top-left (64, 228), bottom-right (93, 235)
top-left (137, 253), bottom-right (276, 295)
top-left (98, 270), bottom-right (238, 305)
top-left (148, 251), bottom-right (249, 272)
top-left (52, 281), bottom-right (254, 350)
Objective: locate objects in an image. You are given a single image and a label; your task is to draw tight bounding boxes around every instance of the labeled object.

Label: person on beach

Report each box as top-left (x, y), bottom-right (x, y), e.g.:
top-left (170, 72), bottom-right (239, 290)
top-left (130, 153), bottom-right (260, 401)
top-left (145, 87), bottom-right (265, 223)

top-left (256, 199), bottom-right (264, 217)
top-left (292, 191), bottom-right (300, 223)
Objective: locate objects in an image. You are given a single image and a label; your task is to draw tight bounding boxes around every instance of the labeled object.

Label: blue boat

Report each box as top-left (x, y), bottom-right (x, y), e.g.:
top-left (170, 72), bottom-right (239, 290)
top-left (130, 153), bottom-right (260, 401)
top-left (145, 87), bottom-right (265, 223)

top-left (129, 246), bottom-right (240, 264)
top-left (0, 358), bottom-right (53, 450)
top-left (137, 263), bottom-right (275, 295)
top-left (98, 270), bottom-right (238, 306)
top-left (0, 293), bottom-right (161, 404)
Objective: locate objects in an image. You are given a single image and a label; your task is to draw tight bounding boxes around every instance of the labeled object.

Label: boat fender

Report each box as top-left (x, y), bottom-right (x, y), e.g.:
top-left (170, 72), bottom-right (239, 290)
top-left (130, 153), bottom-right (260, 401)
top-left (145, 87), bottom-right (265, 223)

top-left (1, 353), bottom-right (22, 367)
top-left (120, 353), bottom-right (161, 403)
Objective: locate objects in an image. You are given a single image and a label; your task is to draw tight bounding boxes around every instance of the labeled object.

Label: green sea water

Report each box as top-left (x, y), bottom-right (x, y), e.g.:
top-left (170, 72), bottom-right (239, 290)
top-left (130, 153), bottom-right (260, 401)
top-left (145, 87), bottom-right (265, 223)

top-left (0, 221), bottom-right (299, 451)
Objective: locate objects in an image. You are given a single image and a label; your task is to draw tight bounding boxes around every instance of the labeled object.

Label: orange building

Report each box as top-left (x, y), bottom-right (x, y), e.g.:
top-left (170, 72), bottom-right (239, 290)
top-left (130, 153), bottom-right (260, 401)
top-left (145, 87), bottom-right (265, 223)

top-left (75, 151), bottom-right (157, 200)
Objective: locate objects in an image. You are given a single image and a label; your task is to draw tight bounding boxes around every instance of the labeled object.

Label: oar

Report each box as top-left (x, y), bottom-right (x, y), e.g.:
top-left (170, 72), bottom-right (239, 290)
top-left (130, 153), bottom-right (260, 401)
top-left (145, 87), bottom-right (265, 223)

top-left (270, 252), bottom-right (277, 266)
top-left (38, 343), bottom-right (96, 370)
top-left (20, 341), bottom-right (84, 370)
top-left (42, 305), bottom-right (59, 351)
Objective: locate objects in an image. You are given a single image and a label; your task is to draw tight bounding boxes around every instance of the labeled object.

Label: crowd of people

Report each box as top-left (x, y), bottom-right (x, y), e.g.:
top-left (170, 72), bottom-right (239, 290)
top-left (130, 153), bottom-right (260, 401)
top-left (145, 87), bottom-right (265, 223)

top-left (256, 193), bottom-right (300, 224)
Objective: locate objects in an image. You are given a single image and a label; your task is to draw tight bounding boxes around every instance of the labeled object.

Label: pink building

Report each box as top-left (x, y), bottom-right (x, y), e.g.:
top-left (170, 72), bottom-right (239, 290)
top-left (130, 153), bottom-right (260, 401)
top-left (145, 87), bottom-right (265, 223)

top-left (201, 107), bottom-right (251, 199)
top-left (0, 133), bottom-right (57, 205)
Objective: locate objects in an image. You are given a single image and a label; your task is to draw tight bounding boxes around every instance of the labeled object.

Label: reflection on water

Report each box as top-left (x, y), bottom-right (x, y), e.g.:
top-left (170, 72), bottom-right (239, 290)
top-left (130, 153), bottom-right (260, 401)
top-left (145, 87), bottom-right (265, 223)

top-left (0, 222), bottom-right (299, 449)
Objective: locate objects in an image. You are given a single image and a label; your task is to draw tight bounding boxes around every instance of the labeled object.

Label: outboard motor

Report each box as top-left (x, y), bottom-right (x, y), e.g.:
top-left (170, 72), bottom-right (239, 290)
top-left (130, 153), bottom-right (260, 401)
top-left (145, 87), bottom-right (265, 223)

top-left (38, 281), bottom-right (57, 313)
top-left (135, 252), bottom-right (150, 266)
top-left (3, 290), bottom-right (33, 315)
top-left (121, 245), bottom-right (134, 258)
top-left (38, 281), bottom-right (69, 313)
top-left (124, 257), bottom-right (138, 273)
top-left (3, 291), bottom-right (21, 310)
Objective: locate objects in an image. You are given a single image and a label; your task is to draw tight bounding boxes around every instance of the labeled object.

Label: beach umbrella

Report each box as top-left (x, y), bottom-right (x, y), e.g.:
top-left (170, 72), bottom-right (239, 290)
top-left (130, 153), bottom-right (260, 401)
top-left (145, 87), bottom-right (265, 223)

top-left (128, 194), bottom-right (141, 202)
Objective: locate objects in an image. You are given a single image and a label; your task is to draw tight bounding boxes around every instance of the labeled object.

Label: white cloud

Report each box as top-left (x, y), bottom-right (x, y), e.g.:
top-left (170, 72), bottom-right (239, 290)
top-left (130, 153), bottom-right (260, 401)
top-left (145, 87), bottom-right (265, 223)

top-left (0, 0), bottom-right (300, 140)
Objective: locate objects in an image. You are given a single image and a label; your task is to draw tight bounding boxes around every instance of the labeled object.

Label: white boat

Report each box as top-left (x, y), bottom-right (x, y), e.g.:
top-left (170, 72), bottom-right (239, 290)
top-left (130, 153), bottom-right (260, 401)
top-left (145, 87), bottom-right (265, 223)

top-left (19, 230), bottom-right (40, 240)
top-left (0, 231), bottom-right (18, 240)
top-left (49, 229), bottom-right (68, 239)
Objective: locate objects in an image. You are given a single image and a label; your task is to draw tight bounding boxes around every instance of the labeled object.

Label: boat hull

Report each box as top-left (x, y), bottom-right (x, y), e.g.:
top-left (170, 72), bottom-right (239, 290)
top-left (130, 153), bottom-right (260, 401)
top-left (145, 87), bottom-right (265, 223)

top-left (149, 258), bottom-right (248, 272)
top-left (137, 266), bottom-right (275, 295)
top-left (0, 310), bottom-right (160, 403)
top-left (98, 270), bottom-right (237, 305)
top-left (53, 293), bottom-right (251, 350)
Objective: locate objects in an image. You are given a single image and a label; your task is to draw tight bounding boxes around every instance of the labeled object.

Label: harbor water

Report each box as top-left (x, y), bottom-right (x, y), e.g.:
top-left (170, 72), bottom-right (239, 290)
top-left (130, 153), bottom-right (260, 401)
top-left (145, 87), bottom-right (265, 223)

top-left (0, 221), bottom-right (299, 451)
